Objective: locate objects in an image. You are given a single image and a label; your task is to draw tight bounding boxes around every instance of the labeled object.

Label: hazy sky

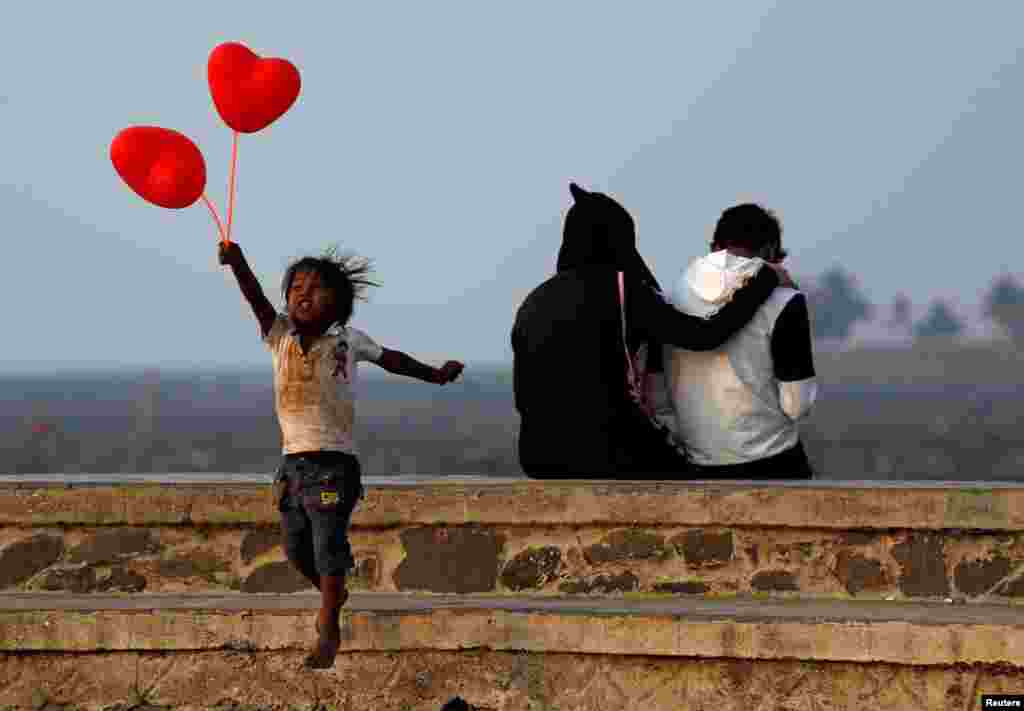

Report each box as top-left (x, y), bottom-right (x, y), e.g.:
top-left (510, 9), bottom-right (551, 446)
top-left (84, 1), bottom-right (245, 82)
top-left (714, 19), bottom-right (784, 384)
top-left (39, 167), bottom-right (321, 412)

top-left (3, 3), bottom-right (1023, 373)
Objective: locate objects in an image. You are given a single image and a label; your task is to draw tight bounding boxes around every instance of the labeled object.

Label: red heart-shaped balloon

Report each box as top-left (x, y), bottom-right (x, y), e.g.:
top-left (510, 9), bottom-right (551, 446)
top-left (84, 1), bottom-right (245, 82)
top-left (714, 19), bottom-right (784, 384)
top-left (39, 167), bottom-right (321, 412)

top-left (110, 127), bottom-right (207, 209)
top-left (208, 42), bottom-right (301, 134)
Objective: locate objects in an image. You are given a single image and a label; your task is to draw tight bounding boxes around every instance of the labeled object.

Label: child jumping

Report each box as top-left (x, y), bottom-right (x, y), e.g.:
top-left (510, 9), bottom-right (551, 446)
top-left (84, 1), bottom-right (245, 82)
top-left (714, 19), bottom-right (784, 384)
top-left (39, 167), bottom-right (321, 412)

top-left (218, 240), bottom-right (464, 669)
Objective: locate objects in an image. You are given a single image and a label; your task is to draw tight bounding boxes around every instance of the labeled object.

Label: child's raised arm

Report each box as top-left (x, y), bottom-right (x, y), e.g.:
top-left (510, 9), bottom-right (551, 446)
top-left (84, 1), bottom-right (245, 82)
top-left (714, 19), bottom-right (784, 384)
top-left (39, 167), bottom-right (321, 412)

top-left (218, 240), bottom-right (277, 339)
top-left (376, 348), bottom-right (464, 385)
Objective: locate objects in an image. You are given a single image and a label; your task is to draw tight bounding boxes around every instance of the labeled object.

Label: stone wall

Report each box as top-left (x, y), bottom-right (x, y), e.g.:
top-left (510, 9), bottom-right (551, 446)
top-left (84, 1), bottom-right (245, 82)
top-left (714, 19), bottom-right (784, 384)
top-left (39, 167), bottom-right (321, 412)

top-left (2, 479), bottom-right (1023, 710)
top-left (1, 480), bottom-right (1022, 603)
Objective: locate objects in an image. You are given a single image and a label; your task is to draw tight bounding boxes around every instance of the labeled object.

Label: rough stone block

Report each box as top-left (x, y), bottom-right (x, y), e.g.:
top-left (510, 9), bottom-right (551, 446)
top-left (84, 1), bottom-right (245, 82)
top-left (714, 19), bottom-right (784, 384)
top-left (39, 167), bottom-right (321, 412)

top-left (93, 565), bottom-right (147, 593)
top-left (239, 528), bottom-right (280, 564)
top-left (584, 530), bottom-right (668, 564)
top-left (559, 571), bottom-right (639, 594)
top-left (834, 552), bottom-right (889, 595)
top-left (953, 554), bottom-right (1013, 597)
top-left (0, 534), bottom-right (64, 589)
top-left (394, 526), bottom-right (503, 594)
top-left (892, 532), bottom-right (950, 597)
top-left (997, 575), bottom-right (1024, 598)
top-left (67, 528), bottom-right (161, 565)
top-left (241, 561), bottom-right (313, 593)
top-left (157, 552), bottom-right (228, 580)
top-left (36, 566), bottom-right (96, 594)
top-left (653, 580), bottom-right (710, 595)
top-left (501, 546), bottom-right (562, 591)
top-left (675, 530), bottom-right (734, 567)
top-left (751, 570), bottom-right (799, 592)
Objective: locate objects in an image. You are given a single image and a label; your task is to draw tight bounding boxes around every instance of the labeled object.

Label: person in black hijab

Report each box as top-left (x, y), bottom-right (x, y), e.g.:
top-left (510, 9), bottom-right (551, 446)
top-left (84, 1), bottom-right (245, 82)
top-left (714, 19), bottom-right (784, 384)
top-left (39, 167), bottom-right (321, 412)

top-left (511, 183), bottom-right (788, 479)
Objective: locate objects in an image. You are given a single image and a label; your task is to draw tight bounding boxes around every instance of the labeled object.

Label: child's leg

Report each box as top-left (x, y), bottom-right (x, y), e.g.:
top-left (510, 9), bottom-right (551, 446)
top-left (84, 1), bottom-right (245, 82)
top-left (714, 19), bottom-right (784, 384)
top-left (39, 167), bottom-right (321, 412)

top-left (277, 466), bottom-right (321, 590)
top-left (300, 453), bottom-right (361, 668)
top-left (282, 520), bottom-right (320, 590)
top-left (318, 573), bottom-right (348, 629)
top-left (308, 509), bottom-right (357, 638)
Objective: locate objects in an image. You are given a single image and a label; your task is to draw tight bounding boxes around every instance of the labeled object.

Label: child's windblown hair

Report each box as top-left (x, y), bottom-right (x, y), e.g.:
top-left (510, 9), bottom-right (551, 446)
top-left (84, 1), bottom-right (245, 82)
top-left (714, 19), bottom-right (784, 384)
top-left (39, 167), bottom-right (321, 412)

top-left (280, 244), bottom-right (380, 326)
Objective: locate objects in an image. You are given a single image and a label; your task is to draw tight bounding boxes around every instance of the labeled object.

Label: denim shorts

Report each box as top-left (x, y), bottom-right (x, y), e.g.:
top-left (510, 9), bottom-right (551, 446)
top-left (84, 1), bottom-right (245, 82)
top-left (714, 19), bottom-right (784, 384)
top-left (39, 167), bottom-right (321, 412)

top-left (274, 451), bottom-right (364, 578)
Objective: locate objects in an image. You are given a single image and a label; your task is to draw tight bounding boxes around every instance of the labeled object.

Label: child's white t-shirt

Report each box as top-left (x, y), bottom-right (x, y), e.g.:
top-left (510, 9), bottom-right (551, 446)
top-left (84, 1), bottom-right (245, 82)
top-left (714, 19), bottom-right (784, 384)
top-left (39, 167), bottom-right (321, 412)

top-left (263, 313), bottom-right (383, 455)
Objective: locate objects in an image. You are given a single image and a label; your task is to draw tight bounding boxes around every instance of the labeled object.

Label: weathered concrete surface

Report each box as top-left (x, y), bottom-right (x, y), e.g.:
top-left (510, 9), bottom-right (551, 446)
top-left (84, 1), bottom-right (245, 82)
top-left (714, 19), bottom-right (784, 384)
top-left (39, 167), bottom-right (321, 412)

top-left (2, 479), bottom-right (1022, 530)
top-left (1, 592), bottom-right (1022, 668)
top-left (0, 592), bottom-right (1023, 710)
top-left (3, 650), bottom-right (1023, 711)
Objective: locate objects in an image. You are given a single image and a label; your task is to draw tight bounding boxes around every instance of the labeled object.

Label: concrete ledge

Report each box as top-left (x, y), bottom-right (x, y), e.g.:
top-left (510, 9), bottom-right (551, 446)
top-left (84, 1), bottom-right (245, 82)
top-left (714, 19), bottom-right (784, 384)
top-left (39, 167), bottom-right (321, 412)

top-left (1, 592), bottom-right (1021, 668)
top-left (1, 478), bottom-right (1022, 530)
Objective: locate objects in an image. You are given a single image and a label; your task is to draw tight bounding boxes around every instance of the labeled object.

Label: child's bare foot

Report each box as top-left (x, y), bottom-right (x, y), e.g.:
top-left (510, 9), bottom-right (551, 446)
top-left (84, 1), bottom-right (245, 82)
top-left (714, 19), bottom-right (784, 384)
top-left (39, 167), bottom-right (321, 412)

top-left (306, 588), bottom-right (349, 669)
top-left (303, 625), bottom-right (341, 669)
top-left (305, 614), bottom-right (342, 669)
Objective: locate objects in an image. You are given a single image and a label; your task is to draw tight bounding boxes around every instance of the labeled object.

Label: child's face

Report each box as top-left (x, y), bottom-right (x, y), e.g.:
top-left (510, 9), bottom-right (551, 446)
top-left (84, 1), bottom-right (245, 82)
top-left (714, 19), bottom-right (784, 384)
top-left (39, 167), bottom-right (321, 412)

top-left (288, 269), bottom-right (337, 328)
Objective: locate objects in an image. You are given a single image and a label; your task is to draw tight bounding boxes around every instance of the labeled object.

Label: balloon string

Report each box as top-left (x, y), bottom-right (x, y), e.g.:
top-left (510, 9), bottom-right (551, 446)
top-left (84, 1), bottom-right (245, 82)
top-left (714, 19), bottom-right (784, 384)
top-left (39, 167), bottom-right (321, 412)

top-left (201, 194), bottom-right (227, 244)
top-left (227, 130), bottom-right (238, 241)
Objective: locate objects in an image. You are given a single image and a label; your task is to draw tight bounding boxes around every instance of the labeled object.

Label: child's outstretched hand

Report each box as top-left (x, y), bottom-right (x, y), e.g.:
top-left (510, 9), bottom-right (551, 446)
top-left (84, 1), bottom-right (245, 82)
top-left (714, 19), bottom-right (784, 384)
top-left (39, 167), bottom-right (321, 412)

top-left (434, 360), bottom-right (464, 385)
top-left (218, 240), bottom-right (244, 268)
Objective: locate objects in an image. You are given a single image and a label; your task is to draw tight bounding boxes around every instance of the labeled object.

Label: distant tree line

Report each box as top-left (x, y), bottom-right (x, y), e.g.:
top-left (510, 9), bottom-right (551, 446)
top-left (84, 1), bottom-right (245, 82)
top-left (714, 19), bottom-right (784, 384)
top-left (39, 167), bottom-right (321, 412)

top-left (801, 268), bottom-right (1024, 344)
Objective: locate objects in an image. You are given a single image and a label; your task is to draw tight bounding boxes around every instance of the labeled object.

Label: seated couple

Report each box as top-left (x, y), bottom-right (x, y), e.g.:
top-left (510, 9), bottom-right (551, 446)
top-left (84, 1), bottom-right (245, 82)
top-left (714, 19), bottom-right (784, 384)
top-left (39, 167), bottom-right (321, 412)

top-left (511, 183), bottom-right (817, 480)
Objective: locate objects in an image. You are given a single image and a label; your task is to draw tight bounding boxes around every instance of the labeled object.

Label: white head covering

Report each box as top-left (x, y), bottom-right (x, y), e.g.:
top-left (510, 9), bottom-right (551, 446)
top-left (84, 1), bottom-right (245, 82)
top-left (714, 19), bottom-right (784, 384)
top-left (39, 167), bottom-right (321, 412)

top-left (669, 250), bottom-right (765, 319)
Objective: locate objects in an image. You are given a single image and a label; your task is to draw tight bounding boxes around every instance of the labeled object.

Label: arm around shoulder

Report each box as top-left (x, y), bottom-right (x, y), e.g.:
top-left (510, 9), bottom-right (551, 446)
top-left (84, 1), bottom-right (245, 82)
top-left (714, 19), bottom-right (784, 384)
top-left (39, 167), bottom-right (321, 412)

top-left (636, 266), bottom-right (780, 351)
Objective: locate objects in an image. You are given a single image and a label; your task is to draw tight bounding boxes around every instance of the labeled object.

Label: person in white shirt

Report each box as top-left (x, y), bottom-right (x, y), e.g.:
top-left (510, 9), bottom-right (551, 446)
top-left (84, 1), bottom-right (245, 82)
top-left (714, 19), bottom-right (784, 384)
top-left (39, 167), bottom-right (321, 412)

top-left (665, 204), bottom-right (817, 478)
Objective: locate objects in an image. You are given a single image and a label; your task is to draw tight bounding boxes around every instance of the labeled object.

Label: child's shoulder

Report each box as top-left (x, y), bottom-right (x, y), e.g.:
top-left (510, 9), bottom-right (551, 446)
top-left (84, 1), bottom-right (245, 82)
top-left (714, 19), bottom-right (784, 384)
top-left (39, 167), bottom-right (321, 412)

top-left (343, 323), bottom-right (375, 338)
top-left (341, 324), bottom-right (383, 360)
top-left (262, 311), bottom-right (290, 344)
top-left (334, 323), bottom-right (375, 348)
